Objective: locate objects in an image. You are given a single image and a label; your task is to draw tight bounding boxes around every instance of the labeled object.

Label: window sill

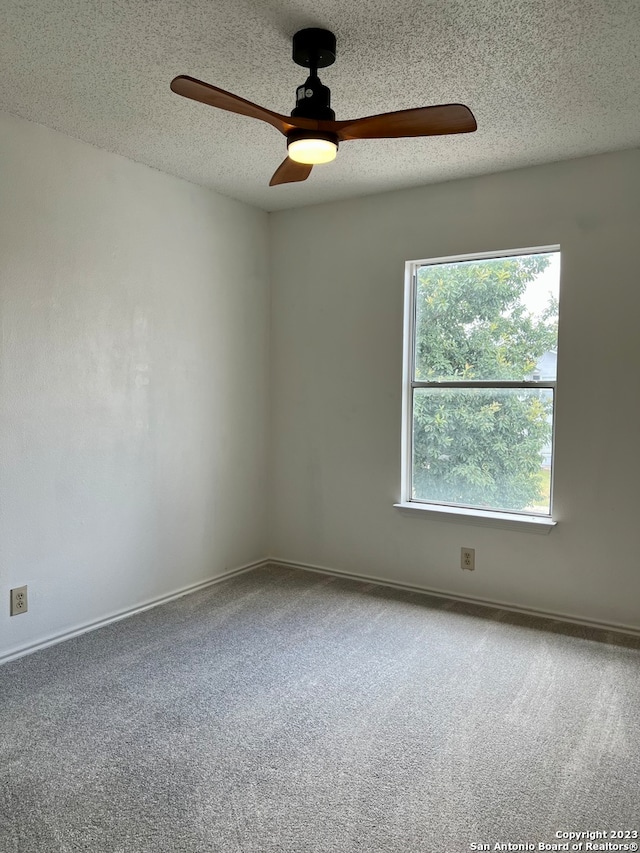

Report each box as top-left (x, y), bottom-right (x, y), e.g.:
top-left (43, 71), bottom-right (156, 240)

top-left (393, 502), bottom-right (556, 534)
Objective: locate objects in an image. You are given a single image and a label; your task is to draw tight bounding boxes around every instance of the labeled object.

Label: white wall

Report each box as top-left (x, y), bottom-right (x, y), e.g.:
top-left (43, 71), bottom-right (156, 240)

top-left (0, 111), bottom-right (270, 661)
top-left (269, 149), bottom-right (640, 631)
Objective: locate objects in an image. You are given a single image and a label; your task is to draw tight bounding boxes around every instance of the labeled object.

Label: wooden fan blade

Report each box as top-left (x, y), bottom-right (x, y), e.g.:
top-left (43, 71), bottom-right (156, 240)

top-left (335, 104), bottom-right (477, 141)
top-left (170, 75), bottom-right (296, 136)
top-left (269, 158), bottom-right (313, 186)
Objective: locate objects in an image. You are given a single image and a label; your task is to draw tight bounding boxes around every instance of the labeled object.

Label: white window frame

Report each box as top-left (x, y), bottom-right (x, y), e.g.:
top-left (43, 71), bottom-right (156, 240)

top-left (395, 246), bottom-right (559, 534)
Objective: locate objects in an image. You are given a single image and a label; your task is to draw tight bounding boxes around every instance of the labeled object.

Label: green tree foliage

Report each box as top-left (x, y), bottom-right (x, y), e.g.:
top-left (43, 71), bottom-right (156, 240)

top-left (413, 254), bottom-right (558, 511)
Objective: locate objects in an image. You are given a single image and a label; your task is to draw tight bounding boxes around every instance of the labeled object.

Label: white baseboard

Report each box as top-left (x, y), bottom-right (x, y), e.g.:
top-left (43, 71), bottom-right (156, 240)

top-left (267, 557), bottom-right (640, 640)
top-left (4, 555), bottom-right (637, 667)
top-left (0, 559), bottom-right (269, 666)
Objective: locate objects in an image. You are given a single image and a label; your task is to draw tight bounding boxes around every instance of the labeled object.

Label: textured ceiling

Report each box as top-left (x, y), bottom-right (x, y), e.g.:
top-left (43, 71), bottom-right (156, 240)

top-left (2, 0), bottom-right (639, 211)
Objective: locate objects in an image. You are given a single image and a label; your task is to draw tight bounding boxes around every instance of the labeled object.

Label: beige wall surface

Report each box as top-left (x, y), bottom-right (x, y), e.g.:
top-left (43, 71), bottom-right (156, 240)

top-left (269, 149), bottom-right (640, 631)
top-left (0, 111), bottom-right (270, 661)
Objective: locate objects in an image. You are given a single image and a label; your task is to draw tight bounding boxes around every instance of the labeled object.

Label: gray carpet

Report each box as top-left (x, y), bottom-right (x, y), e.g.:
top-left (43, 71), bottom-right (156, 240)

top-left (1, 566), bottom-right (639, 852)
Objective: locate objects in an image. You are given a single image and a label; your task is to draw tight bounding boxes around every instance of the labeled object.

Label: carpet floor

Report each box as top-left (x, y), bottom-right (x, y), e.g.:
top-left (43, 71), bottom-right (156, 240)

top-left (1, 565), bottom-right (639, 852)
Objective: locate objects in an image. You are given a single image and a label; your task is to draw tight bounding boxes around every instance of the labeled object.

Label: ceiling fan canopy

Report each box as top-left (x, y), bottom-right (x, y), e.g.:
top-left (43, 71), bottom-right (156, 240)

top-left (170, 28), bottom-right (477, 187)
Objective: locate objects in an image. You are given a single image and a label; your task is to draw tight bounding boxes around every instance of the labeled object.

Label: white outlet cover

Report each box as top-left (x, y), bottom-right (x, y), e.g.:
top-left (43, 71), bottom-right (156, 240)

top-left (10, 585), bottom-right (28, 616)
top-left (461, 549), bottom-right (475, 571)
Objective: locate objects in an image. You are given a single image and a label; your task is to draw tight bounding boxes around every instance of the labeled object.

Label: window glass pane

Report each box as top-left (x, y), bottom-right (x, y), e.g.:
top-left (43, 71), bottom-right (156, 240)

top-left (414, 253), bottom-right (560, 382)
top-left (412, 387), bottom-right (554, 514)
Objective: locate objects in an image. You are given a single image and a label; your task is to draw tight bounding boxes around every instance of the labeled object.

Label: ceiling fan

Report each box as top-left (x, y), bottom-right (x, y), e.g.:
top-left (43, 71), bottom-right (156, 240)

top-left (170, 28), bottom-right (477, 187)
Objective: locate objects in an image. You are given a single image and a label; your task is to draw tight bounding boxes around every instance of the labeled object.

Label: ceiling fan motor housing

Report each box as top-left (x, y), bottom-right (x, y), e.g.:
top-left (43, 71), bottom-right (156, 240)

top-left (289, 74), bottom-right (338, 154)
top-left (292, 75), bottom-right (335, 121)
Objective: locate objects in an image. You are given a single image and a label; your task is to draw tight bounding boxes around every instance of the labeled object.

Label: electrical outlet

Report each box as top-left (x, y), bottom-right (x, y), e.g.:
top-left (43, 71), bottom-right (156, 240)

top-left (10, 585), bottom-right (28, 616)
top-left (461, 548), bottom-right (475, 571)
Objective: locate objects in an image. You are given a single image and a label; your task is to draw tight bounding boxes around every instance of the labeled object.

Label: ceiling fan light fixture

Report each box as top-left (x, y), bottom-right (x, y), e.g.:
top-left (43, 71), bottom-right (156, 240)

top-left (287, 133), bottom-right (338, 164)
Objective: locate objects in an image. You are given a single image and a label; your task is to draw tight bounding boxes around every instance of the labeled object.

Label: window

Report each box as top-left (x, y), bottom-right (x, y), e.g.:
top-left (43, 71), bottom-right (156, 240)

top-left (400, 247), bottom-right (560, 521)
